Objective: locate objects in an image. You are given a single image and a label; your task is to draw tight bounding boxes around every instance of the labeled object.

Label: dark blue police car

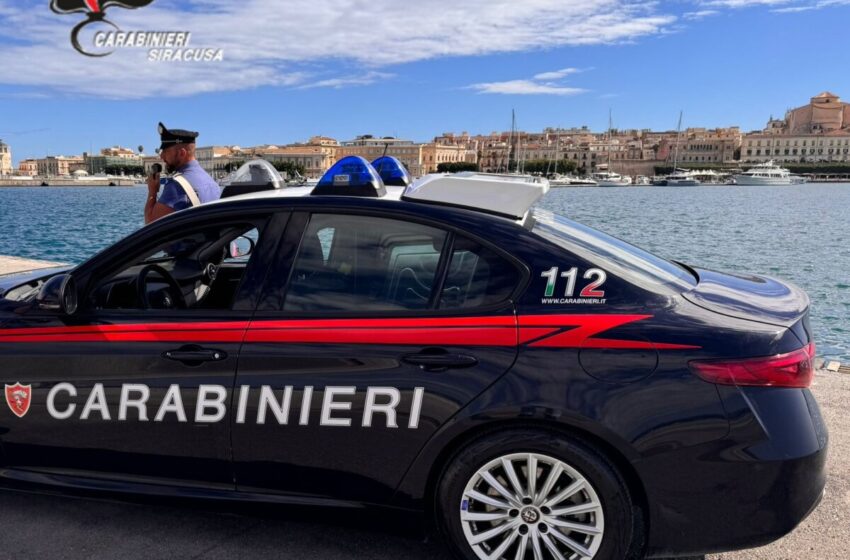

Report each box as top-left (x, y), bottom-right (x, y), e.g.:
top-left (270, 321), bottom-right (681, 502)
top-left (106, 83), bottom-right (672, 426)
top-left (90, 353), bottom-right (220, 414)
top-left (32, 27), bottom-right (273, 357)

top-left (0, 157), bottom-right (827, 559)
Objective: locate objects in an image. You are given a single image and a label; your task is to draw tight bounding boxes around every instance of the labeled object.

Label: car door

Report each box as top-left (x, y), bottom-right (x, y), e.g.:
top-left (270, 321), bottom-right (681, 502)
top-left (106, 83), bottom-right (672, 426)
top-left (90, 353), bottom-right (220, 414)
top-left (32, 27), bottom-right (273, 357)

top-left (232, 210), bottom-right (526, 503)
top-left (0, 211), bottom-right (287, 488)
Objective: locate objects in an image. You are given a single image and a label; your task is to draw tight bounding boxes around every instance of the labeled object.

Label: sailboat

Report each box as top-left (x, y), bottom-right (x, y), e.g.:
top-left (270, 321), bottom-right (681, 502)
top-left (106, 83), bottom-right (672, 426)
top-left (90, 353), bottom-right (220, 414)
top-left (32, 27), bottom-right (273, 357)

top-left (661, 111), bottom-right (700, 187)
top-left (593, 109), bottom-right (632, 187)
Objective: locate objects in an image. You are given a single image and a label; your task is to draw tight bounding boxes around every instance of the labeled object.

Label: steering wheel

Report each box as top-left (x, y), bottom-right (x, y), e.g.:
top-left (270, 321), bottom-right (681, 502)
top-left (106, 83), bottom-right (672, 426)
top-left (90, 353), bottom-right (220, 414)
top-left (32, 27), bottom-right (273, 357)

top-left (137, 264), bottom-right (187, 309)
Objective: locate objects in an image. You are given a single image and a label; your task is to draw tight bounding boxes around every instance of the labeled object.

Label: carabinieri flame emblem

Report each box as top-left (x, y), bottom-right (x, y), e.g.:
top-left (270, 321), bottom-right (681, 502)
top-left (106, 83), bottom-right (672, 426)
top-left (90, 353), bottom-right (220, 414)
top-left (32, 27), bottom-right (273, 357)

top-left (50, 0), bottom-right (156, 57)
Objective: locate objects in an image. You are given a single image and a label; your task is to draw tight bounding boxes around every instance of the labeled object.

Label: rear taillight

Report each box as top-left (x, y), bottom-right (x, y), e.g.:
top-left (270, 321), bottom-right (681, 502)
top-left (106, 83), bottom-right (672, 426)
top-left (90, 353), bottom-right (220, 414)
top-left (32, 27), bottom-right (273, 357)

top-left (689, 342), bottom-right (816, 388)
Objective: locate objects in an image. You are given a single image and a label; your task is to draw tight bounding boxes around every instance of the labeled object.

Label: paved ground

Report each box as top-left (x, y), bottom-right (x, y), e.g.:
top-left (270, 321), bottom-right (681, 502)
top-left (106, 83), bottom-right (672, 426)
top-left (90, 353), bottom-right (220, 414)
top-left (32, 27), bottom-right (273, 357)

top-left (707, 369), bottom-right (849, 560)
top-left (1, 256), bottom-right (846, 559)
top-left (0, 256), bottom-right (65, 275)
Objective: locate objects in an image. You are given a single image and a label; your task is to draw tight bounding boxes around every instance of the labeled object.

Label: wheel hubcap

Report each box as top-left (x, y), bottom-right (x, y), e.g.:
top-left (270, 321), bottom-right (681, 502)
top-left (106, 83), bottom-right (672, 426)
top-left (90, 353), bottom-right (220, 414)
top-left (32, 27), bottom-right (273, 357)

top-left (520, 507), bottom-right (539, 524)
top-left (459, 452), bottom-right (605, 560)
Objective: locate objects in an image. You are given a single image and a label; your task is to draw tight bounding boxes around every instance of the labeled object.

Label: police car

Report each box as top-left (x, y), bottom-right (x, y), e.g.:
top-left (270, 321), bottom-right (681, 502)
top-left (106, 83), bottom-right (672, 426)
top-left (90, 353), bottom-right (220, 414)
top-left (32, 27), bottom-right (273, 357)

top-left (0, 157), bottom-right (827, 560)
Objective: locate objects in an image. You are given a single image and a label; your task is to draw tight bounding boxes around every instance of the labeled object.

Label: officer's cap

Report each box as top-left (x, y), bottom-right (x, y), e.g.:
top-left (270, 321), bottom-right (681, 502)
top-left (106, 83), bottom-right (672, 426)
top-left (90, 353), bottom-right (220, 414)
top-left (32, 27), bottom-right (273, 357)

top-left (158, 122), bottom-right (199, 151)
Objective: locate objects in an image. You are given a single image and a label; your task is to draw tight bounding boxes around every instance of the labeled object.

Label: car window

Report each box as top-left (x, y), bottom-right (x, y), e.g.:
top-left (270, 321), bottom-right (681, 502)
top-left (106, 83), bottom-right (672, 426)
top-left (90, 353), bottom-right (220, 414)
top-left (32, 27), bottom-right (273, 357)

top-left (439, 236), bottom-right (520, 309)
top-left (284, 214), bottom-right (448, 312)
top-left (90, 220), bottom-right (266, 312)
top-left (531, 209), bottom-right (697, 292)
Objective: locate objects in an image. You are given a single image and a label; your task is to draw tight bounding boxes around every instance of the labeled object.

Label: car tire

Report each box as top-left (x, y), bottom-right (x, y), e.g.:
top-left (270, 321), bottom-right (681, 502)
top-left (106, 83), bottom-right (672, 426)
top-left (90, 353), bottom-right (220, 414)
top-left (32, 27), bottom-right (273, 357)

top-left (436, 429), bottom-right (641, 560)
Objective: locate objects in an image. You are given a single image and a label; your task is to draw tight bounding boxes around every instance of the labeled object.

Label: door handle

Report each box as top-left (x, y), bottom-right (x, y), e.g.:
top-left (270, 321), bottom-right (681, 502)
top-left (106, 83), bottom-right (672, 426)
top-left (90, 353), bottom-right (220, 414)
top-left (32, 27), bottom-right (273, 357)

top-left (402, 349), bottom-right (478, 372)
top-left (163, 345), bottom-right (228, 365)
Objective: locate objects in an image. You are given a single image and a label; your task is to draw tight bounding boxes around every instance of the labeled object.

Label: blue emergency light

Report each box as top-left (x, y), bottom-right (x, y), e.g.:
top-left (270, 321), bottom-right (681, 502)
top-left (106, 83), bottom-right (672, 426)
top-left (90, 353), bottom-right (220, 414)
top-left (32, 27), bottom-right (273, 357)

top-left (371, 156), bottom-right (412, 187)
top-left (311, 156), bottom-right (387, 197)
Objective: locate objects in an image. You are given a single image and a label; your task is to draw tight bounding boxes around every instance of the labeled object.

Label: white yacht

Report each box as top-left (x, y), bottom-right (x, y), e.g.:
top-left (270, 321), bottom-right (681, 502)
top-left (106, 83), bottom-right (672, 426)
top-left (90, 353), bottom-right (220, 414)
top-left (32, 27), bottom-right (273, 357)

top-left (569, 176), bottom-right (598, 186)
top-left (733, 161), bottom-right (795, 185)
top-left (592, 171), bottom-right (632, 187)
top-left (548, 174), bottom-right (574, 187)
top-left (663, 169), bottom-right (700, 187)
top-left (549, 174), bottom-right (597, 187)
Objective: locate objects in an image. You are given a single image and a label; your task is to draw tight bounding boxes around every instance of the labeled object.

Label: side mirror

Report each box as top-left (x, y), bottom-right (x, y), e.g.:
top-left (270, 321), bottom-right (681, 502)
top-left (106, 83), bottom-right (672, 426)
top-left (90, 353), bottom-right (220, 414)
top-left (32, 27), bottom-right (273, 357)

top-left (229, 235), bottom-right (255, 259)
top-left (35, 274), bottom-right (78, 315)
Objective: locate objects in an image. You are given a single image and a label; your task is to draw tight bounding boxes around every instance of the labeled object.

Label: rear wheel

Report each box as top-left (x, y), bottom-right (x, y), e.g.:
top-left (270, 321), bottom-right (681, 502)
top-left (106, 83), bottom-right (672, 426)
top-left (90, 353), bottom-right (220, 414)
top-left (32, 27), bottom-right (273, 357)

top-left (437, 430), bottom-right (639, 560)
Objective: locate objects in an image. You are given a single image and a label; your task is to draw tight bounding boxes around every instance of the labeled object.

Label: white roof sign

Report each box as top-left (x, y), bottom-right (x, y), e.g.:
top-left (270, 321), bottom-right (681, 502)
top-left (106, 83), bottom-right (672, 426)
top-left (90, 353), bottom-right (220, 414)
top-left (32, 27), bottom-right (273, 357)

top-left (402, 172), bottom-right (550, 219)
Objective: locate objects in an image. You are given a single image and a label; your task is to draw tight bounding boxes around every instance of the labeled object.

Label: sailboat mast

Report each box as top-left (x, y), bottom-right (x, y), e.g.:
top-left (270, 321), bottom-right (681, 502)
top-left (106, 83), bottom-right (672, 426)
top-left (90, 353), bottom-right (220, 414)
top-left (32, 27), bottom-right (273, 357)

top-left (673, 110), bottom-right (683, 170)
top-left (505, 109), bottom-right (515, 173)
top-left (607, 107), bottom-right (614, 173)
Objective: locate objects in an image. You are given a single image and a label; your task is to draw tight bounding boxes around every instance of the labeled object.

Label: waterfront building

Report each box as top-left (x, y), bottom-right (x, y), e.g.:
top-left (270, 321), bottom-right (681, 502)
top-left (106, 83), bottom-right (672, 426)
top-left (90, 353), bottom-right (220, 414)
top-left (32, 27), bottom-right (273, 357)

top-left (196, 145), bottom-right (240, 177)
top-left (676, 127), bottom-right (741, 164)
top-left (254, 137), bottom-right (339, 178)
top-left (337, 135), bottom-right (428, 175)
top-left (254, 145), bottom-right (337, 178)
top-left (85, 153), bottom-right (142, 174)
top-left (742, 92), bottom-right (850, 163)
top-left (17, 159), bottom-right (38, 176)
top-left (36, 156), bottom-right (85, 177)
top-left (0, 139), bottom-right (11, 175)
top-left (99, 146), bottom-right (139, 159)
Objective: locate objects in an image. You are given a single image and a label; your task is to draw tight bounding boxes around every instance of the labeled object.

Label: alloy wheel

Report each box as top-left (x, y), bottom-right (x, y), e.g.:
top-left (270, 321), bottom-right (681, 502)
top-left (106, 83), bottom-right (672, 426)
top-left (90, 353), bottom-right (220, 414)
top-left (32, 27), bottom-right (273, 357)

top-left (459, 452), bottom-right (605, 560)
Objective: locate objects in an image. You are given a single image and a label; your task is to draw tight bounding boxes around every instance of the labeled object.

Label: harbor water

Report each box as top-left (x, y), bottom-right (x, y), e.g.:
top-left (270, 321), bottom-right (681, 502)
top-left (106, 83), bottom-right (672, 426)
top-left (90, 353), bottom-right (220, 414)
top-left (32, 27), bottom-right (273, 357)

top-left (0, 184), bottom-right (847, 361)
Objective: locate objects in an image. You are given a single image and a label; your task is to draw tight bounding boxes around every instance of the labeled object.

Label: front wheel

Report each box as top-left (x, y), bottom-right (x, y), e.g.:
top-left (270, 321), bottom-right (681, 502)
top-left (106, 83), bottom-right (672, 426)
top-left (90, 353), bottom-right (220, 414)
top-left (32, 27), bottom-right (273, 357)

top-left (436, 430), bottom-right (640, 560)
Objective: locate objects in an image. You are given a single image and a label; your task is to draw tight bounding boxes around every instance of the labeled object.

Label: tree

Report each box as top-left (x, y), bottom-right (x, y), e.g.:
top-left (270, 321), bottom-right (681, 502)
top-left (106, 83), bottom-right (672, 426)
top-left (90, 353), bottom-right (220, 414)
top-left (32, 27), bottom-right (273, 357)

top-left (223, 160), bottom-right (245, 173)
top-left (437, 162), bottom-right (479, 173)
top-left (104, 164), bottom-right (144, 176)
top-left (271, 160), bottom-right (306, 177)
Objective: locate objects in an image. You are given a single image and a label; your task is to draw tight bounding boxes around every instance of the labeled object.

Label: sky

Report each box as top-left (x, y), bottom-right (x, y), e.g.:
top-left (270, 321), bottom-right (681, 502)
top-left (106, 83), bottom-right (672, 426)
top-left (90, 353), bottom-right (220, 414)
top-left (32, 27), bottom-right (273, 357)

top-left (1, 0), bottom-right (849, 163)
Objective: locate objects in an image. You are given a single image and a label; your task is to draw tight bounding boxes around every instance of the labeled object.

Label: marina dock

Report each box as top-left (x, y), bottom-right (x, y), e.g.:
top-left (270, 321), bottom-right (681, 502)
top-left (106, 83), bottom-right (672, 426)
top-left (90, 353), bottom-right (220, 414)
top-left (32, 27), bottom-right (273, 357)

top-left (0, 178), bottom-right (137, 187)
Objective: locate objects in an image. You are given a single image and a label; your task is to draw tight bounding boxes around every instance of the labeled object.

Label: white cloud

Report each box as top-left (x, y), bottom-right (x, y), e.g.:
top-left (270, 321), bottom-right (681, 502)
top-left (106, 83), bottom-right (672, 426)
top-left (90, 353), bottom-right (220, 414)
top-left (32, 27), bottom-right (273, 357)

top-left (533, 67), bottom-right (582, 80)
top-left (0, 0), bottom-right (677, 99)
top-left (703, 0), bottom-right (792, 6)
top-left (298, 72), bottom-right (394, 90)
top-left (772, 5), bottom-right (816, 10)
top-left (771, 0), bottom-right (850, 11)
top-left (683, 10), bottom-right (720, 19)
top-left (467, 80), bottom-right (586, 96)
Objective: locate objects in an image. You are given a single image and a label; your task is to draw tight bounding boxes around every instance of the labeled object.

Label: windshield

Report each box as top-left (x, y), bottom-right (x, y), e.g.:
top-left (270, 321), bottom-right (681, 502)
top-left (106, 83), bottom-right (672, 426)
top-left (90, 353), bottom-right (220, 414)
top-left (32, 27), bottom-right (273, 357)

top-left (531, 209), bottom-right (697, 293)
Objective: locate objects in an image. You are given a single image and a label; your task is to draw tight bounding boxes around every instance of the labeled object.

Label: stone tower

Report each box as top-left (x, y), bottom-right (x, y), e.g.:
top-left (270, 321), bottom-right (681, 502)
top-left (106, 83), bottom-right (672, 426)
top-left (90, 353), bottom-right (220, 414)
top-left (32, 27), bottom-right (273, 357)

top-left (0, 139), bottom-right (12, 175)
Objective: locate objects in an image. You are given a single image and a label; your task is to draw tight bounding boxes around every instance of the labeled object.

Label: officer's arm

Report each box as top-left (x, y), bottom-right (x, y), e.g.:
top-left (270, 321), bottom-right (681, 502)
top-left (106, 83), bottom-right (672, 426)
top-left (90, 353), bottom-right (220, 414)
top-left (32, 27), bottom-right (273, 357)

top-left (145, 180), bottom-right (182, 224)
top-left (145, 201), bottom-right (175, 224)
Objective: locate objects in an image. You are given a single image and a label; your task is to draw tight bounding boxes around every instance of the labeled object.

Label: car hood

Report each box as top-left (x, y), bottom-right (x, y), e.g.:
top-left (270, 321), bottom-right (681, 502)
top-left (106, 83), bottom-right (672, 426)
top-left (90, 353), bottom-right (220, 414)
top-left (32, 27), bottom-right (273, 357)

top-left (0, 266), bottom-right (74, 298)
top-left (683, 267), bottom-right (809, 328)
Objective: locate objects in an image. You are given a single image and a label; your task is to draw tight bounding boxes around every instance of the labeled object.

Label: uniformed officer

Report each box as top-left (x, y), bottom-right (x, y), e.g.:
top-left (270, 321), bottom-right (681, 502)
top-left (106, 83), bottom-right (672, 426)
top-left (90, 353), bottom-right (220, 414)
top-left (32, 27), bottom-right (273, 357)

top-left (144, 122), bottom-right (221, 224)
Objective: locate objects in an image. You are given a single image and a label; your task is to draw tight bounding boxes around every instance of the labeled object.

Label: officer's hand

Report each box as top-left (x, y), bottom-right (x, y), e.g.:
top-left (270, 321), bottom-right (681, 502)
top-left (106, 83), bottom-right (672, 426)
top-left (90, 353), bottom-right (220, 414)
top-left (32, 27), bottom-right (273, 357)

top-left (146, 173), bottom-right (160, 195)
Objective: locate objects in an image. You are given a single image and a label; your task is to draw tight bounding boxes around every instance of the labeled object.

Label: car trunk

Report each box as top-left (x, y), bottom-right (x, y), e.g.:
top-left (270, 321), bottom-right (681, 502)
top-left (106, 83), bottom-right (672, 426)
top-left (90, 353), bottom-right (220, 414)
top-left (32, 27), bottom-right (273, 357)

top-left (683, 267), bottom-right (810, 330)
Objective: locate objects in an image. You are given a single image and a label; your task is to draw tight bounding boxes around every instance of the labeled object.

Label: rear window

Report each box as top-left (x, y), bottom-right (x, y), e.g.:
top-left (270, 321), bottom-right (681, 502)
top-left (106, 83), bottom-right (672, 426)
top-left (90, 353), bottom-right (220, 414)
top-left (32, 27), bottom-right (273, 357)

top-left (531, 209), bottom-right (697, 292)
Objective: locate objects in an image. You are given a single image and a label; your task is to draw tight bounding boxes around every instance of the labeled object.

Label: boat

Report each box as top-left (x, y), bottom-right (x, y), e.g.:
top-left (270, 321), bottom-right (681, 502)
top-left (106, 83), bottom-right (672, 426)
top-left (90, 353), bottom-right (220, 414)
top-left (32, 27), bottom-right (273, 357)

top-left (658, 111), bottom-right (700, 186)
top-left (595, 110), bottom-right (632, 187)
top-left (733, 161), bottom-right (796, 185)
top-left (634, 175), bottom-right (651, 185)
top-left (689, 169), bottom-right (731, 185)
top-left (593, 171), bottom-right (632, 187)
top-left (664, 169), bottom-right (700, 187)
top-left (549, 174), bottom-right (597, 187)
top-left (568, 176), bottom-right (598, 186)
